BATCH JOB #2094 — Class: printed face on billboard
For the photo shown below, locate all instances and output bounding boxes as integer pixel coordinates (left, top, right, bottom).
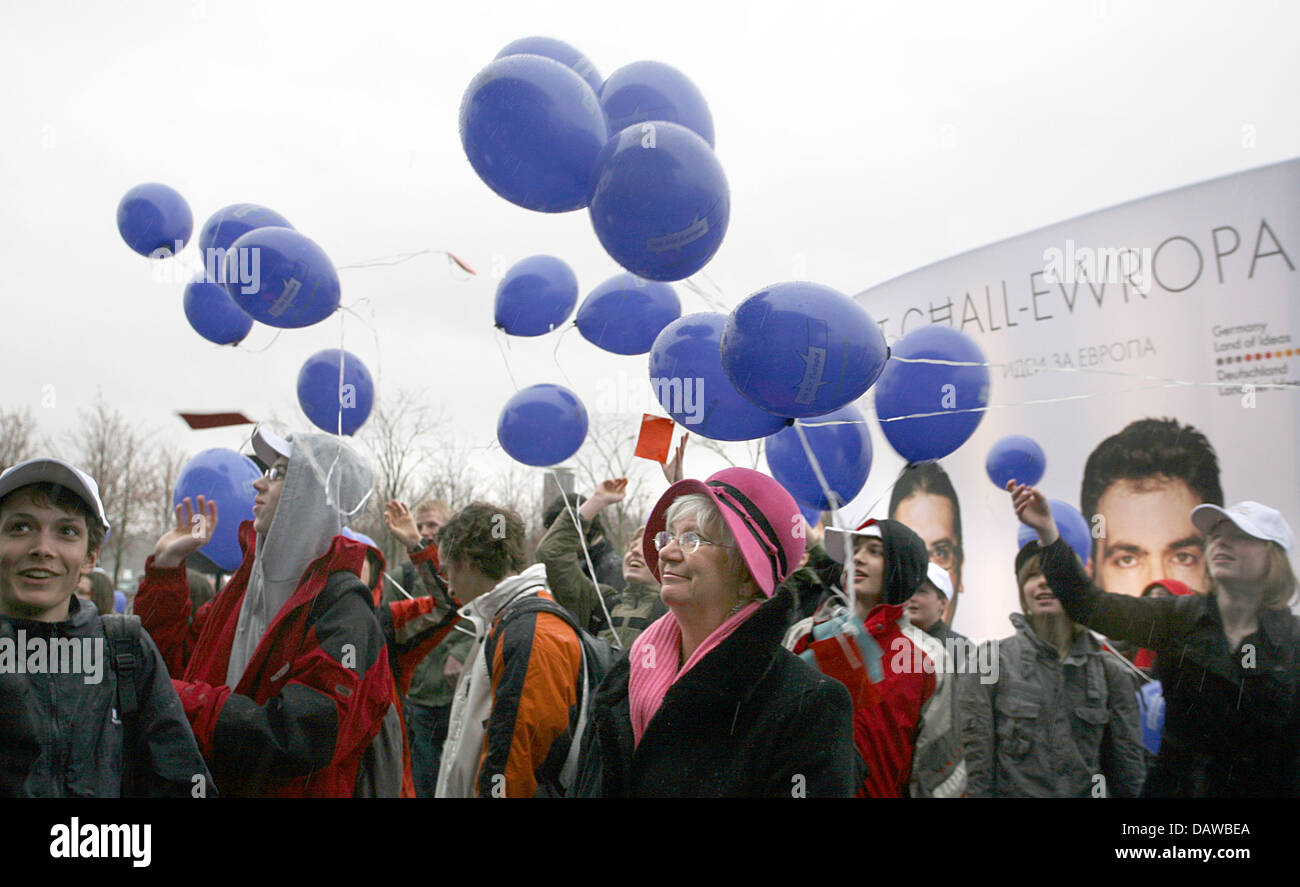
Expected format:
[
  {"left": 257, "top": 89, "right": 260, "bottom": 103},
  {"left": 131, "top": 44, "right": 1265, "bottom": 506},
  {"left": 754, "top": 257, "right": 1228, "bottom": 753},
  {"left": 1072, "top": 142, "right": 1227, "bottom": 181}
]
[{"left": 1092, "top": 477, "right": 1208, "bottom": 596}]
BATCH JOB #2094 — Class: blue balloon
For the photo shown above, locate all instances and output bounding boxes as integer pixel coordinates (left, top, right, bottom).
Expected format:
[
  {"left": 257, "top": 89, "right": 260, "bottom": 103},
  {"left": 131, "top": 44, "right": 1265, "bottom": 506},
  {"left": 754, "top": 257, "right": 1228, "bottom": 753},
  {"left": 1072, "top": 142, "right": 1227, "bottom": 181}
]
[
  {"left": 225, "top": 227, "right": 340, "bottom": 329},
  {"left": 495, "top": 36, "right": 603, "bottom": 96},
  {"left": 986, "top": 434, "right": 1047, "bottom": 489},
  {"left": 197, "top": 203, "right": 293, "bottom": 282},
  {"left": 575, "top": 273, "right": 681, "bottom": 355},
  {"left": 874, "top": 326, "right": 990, "bottom": 463},
  {"left": 600, "top": 60, "right": 715, "bottom": 147},
  {"left": 116, "top": 183, "right": 193, "bottom": 258},
  {"left": 297, "top": 349, "right": 375, "bottom": 436},
  {"left": 1017, "top": 499, "right": 1093, "bottom": 567},
  {"left": 183, "top": 276, "right": 254, "bottom": 346},
  {"left": 588, "top": 121, "right": 729, "bottom": 281},
  {"left": 1137, "top": 680, "right": 1165, "bottom": 754},
  {"left": 497, "top": 384, "right": 589, "bottom": 467},
  {"left": 173, "top": 448, "right": 262, "bottom": 572},
  {"left": 460, "top": 54, "right": 608, "bottom": 212},
  {"left": 766, "top": 406, "right": 874, "bottom": 511},
  {"left": 113, "top": 590, "right": 127, "bottom": 613},
  {"left": 721, "top": 282, "right": 888, "bottom": 419},
  {"left": 648, "top": 313, "right": 788, "bottom": 442},
  {"left": 495, "top": 255, "right": 579, "bottom": 336},
  {"left": 799, "top": 503, "right": 823, "bottom": 528}
]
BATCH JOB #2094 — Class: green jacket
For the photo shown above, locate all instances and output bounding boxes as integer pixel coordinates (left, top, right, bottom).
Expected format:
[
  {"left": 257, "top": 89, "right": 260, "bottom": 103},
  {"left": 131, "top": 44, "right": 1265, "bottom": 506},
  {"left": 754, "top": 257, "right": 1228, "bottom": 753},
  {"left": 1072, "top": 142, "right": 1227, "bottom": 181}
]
[{"left": 535, "top": 512, "right": 666, "bottom": 653}]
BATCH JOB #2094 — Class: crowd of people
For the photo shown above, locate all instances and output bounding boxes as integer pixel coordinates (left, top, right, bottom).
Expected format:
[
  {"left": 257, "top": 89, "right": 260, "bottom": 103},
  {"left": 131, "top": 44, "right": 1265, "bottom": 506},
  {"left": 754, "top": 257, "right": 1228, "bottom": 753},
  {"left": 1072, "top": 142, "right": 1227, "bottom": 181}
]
[{"left": 0, "top": 421, "right": 1296, "bottom": 798}]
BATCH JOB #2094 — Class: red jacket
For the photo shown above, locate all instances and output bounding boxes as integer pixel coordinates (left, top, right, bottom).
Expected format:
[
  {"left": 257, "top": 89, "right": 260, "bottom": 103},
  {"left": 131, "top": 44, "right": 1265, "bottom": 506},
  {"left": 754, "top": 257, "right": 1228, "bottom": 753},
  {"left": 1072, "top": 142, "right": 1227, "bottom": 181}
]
[
  {"left": 136, "top": 521, "right": 397, "bottom": 797},
  {"left": 793, "top": 603, "right": 938, "bottom": 798}
]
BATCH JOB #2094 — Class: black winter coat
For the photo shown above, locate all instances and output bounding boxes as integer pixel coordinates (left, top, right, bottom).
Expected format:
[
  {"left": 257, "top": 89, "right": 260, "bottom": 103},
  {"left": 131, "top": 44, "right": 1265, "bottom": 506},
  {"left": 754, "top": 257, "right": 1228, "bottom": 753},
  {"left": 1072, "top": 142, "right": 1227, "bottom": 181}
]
[{"left": 574, "top": 590, "right": 861, "bottom": 797}]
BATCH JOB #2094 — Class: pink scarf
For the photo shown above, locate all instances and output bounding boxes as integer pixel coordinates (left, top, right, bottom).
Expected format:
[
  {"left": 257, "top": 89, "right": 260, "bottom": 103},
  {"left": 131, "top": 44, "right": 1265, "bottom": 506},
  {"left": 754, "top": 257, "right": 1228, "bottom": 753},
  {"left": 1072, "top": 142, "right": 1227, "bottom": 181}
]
[{"left": 627, "top": 601, "right": 762, "bottom": 747}]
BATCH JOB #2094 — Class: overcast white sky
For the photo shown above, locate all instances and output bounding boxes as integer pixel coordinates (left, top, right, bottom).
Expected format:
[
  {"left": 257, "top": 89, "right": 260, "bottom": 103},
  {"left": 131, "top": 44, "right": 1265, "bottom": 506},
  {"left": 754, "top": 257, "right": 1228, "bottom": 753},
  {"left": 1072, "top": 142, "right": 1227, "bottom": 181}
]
[{"left": 2, "top": 0, "right": 1297, "bottom": 494}]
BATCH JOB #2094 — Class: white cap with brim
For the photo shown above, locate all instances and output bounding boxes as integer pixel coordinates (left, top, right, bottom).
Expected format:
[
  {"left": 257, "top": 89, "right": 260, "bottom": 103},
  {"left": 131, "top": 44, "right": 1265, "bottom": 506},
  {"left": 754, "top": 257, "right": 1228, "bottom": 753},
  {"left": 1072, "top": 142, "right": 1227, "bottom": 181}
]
[
  {"left": 925, "top": 561, "right": 955, "bottom": 599},
  {"left": 1191, "top": 501, "right": 1294, "bottom": 552},
  {"left": 824, "top": 519, "right": 882, "bottom": 564},
  {"left": 251, "top": 424, "right": 293, "bottom": 467},
  {"left": 0, "top": 458, "right": 110, "bottom": 532}
]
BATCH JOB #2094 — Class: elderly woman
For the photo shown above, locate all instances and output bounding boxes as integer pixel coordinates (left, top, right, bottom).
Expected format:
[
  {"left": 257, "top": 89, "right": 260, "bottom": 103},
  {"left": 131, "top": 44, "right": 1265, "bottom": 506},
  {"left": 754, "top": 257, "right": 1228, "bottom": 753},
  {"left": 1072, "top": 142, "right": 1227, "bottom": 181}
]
[
  {"left": 573, "top": 468, "right": 859, "bottom": 797},
  {"left": 1010, "top": 482, "right": 1300, "bottom": 797}
]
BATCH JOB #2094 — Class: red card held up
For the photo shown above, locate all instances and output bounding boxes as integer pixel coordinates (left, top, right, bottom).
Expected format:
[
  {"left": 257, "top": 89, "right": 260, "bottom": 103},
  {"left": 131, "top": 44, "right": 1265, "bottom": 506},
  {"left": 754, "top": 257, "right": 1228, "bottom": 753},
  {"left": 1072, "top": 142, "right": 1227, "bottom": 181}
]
[{"left": 634, "top": 414, "right": 675, "bottom": 462}]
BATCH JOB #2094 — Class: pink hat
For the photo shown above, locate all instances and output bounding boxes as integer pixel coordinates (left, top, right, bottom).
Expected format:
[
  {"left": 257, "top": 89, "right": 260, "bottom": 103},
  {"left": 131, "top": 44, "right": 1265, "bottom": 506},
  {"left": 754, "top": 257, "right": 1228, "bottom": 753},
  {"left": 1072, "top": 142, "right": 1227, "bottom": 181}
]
[{"left": 644, "top": 467, "right": 806, "bottom": 597}]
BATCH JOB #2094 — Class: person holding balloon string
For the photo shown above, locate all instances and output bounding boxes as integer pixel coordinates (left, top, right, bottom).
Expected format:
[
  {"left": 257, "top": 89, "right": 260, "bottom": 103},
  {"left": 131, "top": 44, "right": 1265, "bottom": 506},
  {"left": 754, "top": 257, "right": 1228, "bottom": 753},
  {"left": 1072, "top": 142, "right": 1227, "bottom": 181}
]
[
  {"left": 1009, "top": 479, "right": 1300, "bottom": 797},
  {"left": 784, "top": 517, "right": 968, "bottom": 798},
  {"left": 135, "top": 425, "right": 405, "bottom": 797}
]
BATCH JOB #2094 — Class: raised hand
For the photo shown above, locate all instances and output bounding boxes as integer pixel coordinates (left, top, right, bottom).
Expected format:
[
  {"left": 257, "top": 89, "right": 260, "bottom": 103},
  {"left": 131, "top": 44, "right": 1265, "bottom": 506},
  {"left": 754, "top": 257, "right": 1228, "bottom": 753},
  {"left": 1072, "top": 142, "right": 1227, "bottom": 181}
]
[
  {"left": 592, "top": 477, "right": 628, "bottom": 508},
  {"left": 384, "top": 500, "right": 422, "bottom": 548},
  {"left": 662, "top": 432, "right": 689, "bottom": 485},
  {"left": 153, "top": 496, "right": 219, "bottom": 569},
  {"left": 1006, "top": 480, "right": 1060, "bottom": 545}
]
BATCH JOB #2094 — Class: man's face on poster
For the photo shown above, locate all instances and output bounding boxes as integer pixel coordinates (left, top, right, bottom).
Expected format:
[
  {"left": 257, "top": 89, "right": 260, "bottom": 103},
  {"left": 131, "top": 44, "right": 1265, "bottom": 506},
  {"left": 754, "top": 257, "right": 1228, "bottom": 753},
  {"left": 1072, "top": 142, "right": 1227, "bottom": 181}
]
[
  {"left": 1093, "top": 477, "right": 1208, "bottom": 596},
  {"left": 892, "top": 492, "right": 963, "bottom": 623}
]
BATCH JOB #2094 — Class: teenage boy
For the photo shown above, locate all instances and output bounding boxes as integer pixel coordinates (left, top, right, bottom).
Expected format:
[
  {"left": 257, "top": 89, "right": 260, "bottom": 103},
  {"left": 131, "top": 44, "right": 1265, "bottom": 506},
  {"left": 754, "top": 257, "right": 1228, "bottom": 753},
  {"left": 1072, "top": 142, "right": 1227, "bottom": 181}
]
[
  {"left": 0, "top": 457, "right": 211, "bottom": 797},
  {"left": 135, "top": 426, "right": 400, "bottom": 797}
]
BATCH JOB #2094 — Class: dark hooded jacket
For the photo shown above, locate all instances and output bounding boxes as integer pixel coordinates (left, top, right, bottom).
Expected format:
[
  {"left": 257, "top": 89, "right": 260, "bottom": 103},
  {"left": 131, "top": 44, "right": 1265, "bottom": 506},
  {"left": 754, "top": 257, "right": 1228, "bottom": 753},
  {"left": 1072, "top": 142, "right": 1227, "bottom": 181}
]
[{"left": 0, "top": 597, "right": 213, "bottom": 797}]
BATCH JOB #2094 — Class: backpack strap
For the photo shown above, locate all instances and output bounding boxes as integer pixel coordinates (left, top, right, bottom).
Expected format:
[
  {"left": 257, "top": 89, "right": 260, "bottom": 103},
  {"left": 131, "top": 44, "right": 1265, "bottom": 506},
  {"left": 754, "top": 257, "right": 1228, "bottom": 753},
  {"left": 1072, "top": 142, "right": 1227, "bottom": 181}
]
[
  {"left": 486, "top": 594, "right": 591, "bottom": 794},
  {"left": 102, "top": 613, "right": 145, "bottom": 797}
]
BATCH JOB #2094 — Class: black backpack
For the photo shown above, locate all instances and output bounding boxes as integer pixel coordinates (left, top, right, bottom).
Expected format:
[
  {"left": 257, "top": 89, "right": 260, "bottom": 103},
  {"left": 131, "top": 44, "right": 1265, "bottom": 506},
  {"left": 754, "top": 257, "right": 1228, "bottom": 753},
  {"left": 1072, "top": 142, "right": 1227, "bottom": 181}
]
[
  {"left": 102, "top": 614, "right": 146, "bottom": 796},
  {"left": 488, "top": 594, "right": 612, "bottom": 793}
]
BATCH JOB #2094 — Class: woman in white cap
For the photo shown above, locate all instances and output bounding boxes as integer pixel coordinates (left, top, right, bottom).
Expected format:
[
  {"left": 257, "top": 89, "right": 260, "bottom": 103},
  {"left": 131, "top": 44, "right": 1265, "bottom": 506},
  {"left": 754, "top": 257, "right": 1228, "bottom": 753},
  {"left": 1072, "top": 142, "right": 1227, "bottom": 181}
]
[{"left": 1009, "top": 481, "right": 1299, "bottom": 797}]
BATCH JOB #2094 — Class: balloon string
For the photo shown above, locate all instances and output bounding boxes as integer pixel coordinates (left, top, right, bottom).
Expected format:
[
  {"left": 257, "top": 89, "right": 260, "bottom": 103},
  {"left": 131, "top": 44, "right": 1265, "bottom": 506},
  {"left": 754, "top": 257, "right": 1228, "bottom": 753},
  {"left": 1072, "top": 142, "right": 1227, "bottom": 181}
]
[
  {"left": 892, "top": 354, "right": 1299, "bottom": 391},
  {"left": 234, "top": 329, "right": 283, "bottom": 354},
  {"left": 339, "top": 302, "right": 385, "bottom": 404},
  {"left": 335, "top": 248, "right": 468, "bottom": 272},
  {"left": 547, "top": 469, "right": 624, "bottom": 653},
  {"left": 791, "top": 421, "right": 852, "bottom": 618},
  {"left": 494, "top": 328, "right": 521, "bottom": 392},
  {"left": 681, "top": 278, "right": 728, "bottom": 314},
  {"left": 550, "top": 325, "right": 578, "bottom": 390}
]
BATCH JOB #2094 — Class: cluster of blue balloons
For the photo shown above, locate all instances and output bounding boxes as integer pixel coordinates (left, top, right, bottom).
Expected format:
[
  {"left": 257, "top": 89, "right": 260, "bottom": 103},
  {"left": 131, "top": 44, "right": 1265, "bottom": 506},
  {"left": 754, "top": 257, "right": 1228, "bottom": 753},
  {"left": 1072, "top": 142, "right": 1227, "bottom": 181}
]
[
  {"left": 116, "top": 186, "right": 342, "bottom": 342},
  {"left": 460, "top": 37, "right": 729, "bottom": 281}
]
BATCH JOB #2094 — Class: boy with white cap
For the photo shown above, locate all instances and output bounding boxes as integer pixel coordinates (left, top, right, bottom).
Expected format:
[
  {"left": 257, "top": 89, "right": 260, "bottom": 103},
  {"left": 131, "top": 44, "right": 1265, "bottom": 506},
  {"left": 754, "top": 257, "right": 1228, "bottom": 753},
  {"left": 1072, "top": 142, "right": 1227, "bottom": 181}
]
[
  {"left": 135, "top": 425, "right": 402, "bottom": 797},
  {"left": 0, "top": 457, "right": 211, "bottom": 796}
]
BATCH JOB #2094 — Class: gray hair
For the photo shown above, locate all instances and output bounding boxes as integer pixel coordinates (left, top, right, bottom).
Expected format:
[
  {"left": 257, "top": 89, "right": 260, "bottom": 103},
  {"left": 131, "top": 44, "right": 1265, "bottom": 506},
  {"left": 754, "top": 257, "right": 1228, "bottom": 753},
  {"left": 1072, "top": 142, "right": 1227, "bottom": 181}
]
[{"left": 663, "top": 493, "right": 760, "bottom": 600}]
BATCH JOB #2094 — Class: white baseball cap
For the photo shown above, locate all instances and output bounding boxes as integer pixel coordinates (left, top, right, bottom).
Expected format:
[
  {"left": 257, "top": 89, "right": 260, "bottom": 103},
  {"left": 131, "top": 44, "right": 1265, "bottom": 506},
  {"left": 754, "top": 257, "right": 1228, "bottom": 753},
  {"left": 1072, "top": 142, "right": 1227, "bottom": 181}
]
[
  {"left": 0, "top": 457, "right": 110, "bottom": 532},
  {"left": 1191, "top": 501, "right": 1293, "bottom": 552},
  {"left": 251, "top": 424, "right": 293, "bottom": 467},
  {"left": 824, "top": 519, "right": 882, "bottom": 564},
  {"left": 924, "top": 561, "right": 955, "bottom": 599}
]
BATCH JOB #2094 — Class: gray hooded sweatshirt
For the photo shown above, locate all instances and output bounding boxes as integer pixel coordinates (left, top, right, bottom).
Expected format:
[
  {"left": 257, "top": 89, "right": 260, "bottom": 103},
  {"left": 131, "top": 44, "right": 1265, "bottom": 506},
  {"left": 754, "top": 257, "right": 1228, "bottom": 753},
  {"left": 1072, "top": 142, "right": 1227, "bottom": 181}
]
[{"left": 225, "top": 432, "right": 374, "bottom": 689}]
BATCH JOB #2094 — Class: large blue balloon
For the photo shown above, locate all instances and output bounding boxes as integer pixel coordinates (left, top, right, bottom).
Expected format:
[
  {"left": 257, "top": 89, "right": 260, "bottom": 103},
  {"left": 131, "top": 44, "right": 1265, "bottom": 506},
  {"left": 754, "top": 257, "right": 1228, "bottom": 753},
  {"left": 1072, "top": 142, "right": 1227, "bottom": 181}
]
[
  {"left": 297, "top": 349, "right": 375, "bottom": 435},
  {"left": 766, "top": 406, "right": 873, "bottom": 511},
  {"left": 588, "top": 121, "right": 729, "bottom": 281},
  {"left": 495, "top": 36, "right": 603, "bottom": 95},
  {"left": 460, "top": 54, "right": 608, "bottom": 212},
  {"left": 1017, "top": 499, "right": 1093, "bottom": 567},
  {"left": 197, "top": 203, "right": 293, "bottom": 282},
  {"left": 173, "top": 448, "right": 261, "bottom": 572},
  {"left": 874, "top": 326, "right": 990, "bottom": 463},
  {"left": 600, "top": 60, "right": 715, "bottom": 147},
  {"left": 183, "top": 277, "right": 254, "bottom": 346},
  {"left": 720, "top": 282, "right": 888, "bottom": 419},
  {"left": 575, "top": 273, "right": 681, "bottom": 355},
  {"left": 495, "top": 255, "right": 579, "bottom": 336},
  {"left": 986, "top": 434, "right": 1047, "bottom": 489},
  {"left": 648, "top": 313, "right": 788, "bottom": 442},
  {"left": 225, "top": 227, "right": 340, "bottom": 329},
  {"left": 116, "top": 183, "right": 193, "bottom": 258},
  {"left": 497, "top": 384, "right": 589, "bottom": 467}
]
